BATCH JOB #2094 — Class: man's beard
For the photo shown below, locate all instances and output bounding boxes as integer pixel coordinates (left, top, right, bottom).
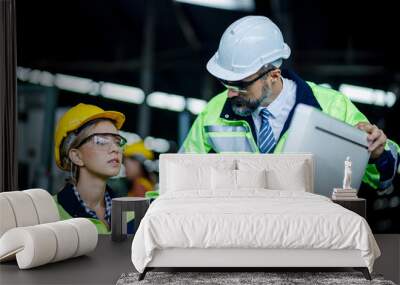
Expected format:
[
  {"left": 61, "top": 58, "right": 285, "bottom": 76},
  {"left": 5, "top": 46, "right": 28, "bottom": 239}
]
[{"left": 231, "top": 86, "right": 273, "bottom": 117}]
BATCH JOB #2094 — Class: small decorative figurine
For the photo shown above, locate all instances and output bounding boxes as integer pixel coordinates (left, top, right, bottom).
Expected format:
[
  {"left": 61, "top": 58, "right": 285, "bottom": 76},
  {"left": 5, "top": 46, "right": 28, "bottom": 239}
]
[
  {"left": 332, "top": 157, "right": 358, "bottom": 199},
  {"left": 342, "top": 156, "right": 352, "bottom": 190}
]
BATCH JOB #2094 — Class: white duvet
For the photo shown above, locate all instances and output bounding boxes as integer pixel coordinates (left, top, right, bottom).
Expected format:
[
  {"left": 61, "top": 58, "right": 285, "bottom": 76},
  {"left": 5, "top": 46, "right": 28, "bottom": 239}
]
[{"left": 131, "top": 190, "right": 380, "bottom": 273}]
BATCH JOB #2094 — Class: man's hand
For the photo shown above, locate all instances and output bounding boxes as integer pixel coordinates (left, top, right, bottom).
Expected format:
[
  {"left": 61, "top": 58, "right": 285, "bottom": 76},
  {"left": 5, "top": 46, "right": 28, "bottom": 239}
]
[{"left": 356, "top": 122, "right": 387, "bottom": 160}]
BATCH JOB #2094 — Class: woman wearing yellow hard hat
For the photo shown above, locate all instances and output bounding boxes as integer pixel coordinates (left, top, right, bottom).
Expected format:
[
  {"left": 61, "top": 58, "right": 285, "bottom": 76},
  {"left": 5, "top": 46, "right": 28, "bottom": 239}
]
[{"left": 54, "top": 103, "right": 127, "bottom": 234}]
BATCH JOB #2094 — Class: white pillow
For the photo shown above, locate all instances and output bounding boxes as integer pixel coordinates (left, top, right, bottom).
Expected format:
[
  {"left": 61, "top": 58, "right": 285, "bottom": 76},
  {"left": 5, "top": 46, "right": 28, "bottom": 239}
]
[
  {"left": 211, "top": 169, "right": 268, "bottom": 190},
  {"left": 167, "top": 163, "right": 211, "bottom": 191},
  {"left": 237, "top": 159, "right": 310, "bottom": 192},
  {"left": 236, "top": 169, "right": 267, "bottom": 189},
  {"left": 211, "top": 168, "right": 236, "bottom": 190},
  {"left": 266, "top": 162, "right": 308, "bottom": 191}
]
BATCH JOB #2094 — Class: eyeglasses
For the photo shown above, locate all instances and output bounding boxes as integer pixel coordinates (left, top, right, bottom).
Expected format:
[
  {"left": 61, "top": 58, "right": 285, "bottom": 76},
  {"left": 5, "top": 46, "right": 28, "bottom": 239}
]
[
  {"left": 219, "top": 68, "right": 275, "bottom": 93},
  {"left": 75, "top": 133, "right": 127, "bottom": 151}
]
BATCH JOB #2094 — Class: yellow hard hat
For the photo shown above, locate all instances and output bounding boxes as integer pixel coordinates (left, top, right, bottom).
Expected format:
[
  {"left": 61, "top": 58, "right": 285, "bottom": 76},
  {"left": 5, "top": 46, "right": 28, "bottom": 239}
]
[
  {"left": 124, "top": 141, "right": 154, "bottom": 160},
  {"left": 54, "top": 103, "right": 125, "bottom": 170}
]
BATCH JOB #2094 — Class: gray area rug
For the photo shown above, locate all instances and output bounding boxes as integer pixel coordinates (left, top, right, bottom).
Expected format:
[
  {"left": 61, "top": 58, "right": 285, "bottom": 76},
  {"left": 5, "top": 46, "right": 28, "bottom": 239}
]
[{"left": 117, "top": 271, "right": 396, "bottom": 285}]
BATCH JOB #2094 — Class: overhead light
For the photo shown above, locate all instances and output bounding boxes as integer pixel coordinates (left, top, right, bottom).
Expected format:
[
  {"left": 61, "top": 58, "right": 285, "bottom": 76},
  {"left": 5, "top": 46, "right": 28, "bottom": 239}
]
[
  {"left": 187, "top": 98, "right": 207, "bottom": 115},
  {"left": 39, "top": 71, "right": 55, "bottom": 87},
  {"left": 101, "top": 83, "right": 145, "bottom": 104},
  {"left": 117, "top": 131, "right": 171, "bottom": 153},
  {"left": 18, "top": 67, "right": 215, "bottom": 111},
  {"left": 55, "top": 74, "right": 95, "bottom": 94},
  {"left": 119, "top": 130, "right": 142, "bottom": 144},
  {"left": 18, "top": 67, "right": 145, "bottom": 104},
  {"left": 28, "top": 69, "right": 42, "bottom": 85},
  {"left": 147, "top": 92, "right": 186, "bottom": 112},
  {"left": 88, "top": 82, "right": 101, "bottom": 96},
  {"left": 175, "top": 0, "right": 254, "bottom": 11},
  {"left": 16, "top": 66, "right": 31, "bottom": 81},
  {"left": 144, "top": 136, "right": 170, "bottom": 153},
  {"left": 385, "top": 91, "right": 397, "bottom": 107},
  {"left": 339, "top": 84, "right": 397, "bottom": 107},
  {"left": 18, "top": 68, "right": 54, "bottom": 87}
]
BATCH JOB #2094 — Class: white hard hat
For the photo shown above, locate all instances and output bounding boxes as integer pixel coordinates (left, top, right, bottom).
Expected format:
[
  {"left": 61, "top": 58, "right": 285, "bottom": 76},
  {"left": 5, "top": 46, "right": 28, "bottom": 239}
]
[{"left": 207, "top": 16, "right": 291, "bottom": 81}]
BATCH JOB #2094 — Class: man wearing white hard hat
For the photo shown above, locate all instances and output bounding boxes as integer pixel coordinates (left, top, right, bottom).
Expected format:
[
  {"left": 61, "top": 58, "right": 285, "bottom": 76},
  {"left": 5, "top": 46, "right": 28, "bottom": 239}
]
[{"left": 180, "top": 16, "right": 399, "bottom": 192}]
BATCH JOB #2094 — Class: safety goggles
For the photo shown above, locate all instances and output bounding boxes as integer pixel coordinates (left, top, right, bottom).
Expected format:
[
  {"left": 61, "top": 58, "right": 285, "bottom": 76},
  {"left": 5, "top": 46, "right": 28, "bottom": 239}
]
[
  {"left": 75, "top": 133, "right": 127, "bottom": 151},
  {"left": 219, "top": 67, "right": 275, "bottom": 93}
]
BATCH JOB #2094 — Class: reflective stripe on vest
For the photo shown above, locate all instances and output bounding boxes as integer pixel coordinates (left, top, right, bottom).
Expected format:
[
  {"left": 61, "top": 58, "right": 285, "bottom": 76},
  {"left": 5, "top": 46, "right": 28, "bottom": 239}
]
[
  {"left": 204, "top": 124, "right": 258, "bottom": 153},
  {"left": 379, "top": 141, "right": 399, "bottom": 189}
]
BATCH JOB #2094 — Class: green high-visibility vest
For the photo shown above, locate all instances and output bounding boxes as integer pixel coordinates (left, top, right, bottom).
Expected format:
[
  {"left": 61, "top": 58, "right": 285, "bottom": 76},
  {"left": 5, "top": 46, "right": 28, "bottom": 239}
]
[
  {"left": 53, "top": 195, "right": 135, "bottom": 235},
  {"left": 180, "top": 81, "right": 400, "bottom": 190}
]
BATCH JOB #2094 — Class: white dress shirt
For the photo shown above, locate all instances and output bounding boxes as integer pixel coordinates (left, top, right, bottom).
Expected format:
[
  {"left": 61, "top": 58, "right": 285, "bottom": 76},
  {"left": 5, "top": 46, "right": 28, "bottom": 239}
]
[{"left": 252, "top": 77, "right": 297, "bottom": 144}]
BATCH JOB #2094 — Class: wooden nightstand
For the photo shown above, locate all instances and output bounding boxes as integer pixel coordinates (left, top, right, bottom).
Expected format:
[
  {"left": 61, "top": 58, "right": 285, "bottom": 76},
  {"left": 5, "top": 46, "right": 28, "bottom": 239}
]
[{"left": 332, "top": 198, "right": 366, "bottom": 219}]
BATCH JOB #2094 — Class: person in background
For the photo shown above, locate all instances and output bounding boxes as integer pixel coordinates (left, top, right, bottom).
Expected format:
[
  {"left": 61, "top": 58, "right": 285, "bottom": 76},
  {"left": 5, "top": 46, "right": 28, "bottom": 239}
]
[
  {"left": 124, "top": 141, "right": 156, "bottom": 197},
  {"left": 54, "top": 103, "right": 127, "bottom": 234},
  {"left": 109, "top": 141, "right": 156, "bottom": 198}
]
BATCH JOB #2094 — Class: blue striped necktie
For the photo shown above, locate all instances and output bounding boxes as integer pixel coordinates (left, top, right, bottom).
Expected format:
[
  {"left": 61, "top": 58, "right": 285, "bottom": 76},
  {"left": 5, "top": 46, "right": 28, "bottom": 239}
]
[{"left": 258, "top": 108, "right": 276, "bottom": 153}]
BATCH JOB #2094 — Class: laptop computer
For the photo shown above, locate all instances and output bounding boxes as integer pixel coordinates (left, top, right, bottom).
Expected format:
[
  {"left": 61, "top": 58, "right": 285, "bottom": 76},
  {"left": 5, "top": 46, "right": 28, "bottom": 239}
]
[{"left": 282, "top": 104, "right": 370, "bottom": 197}]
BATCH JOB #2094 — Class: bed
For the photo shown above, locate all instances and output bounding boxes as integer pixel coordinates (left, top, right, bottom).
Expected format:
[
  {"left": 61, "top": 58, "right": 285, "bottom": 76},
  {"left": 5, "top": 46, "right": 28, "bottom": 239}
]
[{"left": 131, "top": 154, "right": 380, "bottom": 280}]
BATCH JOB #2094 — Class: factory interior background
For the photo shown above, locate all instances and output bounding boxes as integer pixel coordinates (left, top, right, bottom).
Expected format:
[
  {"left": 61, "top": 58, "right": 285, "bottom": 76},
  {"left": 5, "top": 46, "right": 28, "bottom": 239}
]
[{"left": 14, "top": 0, "right": 400, "bottom": 233}]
